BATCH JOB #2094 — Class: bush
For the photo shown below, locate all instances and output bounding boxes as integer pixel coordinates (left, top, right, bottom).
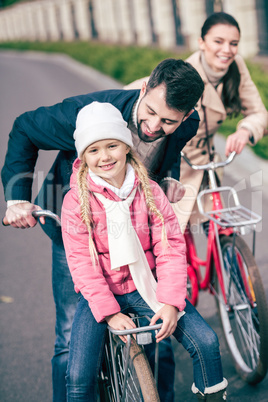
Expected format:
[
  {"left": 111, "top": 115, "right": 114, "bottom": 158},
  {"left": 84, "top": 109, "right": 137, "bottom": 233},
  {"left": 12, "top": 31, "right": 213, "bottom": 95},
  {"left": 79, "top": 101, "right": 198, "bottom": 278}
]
[
  {"left": 0, "top": 0, "right": 24, "bottom": 7},
  {"left": 0, "top": 41, "right": 185, "bottom": 84}
]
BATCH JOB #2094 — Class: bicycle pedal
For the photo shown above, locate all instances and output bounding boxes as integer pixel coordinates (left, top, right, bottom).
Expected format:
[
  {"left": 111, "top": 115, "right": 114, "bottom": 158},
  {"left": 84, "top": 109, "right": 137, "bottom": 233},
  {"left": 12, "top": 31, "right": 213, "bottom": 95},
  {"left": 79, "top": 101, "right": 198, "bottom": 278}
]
[{"left": 136, "top": 332, "right": 152, "bottom": 345}]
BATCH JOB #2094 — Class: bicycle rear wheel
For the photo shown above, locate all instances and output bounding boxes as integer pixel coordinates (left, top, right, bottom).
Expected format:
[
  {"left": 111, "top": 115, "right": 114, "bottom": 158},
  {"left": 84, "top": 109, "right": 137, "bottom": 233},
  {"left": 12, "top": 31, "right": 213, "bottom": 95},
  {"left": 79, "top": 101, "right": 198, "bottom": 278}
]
[
  {"left": 216, "top": 235, "right": 268, "bottom": 384},
  {"left": 98, "top": 333, "right": 160, "bottom": 401}
]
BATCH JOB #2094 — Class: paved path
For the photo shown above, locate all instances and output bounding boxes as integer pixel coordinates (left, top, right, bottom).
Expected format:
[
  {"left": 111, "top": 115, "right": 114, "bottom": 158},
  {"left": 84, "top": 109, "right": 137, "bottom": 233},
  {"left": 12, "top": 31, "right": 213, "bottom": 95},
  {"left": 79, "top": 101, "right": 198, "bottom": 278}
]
[{"left": 0, "top": 50, "right": 267, "bottom": 401}]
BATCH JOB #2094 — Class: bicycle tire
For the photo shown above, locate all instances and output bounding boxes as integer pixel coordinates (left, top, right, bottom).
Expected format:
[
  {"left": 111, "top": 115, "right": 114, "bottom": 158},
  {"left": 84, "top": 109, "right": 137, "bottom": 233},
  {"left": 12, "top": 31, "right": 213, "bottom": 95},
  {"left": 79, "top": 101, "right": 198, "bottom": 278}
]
[
  {"left": 98, "top": 334, "right": 160, "bottom": 401},
  {"left": 187, "top": 265, "right": 199, "bottom": 306},
  {"left": 216, "top": 235, "right": 268, "bottom": 384}
]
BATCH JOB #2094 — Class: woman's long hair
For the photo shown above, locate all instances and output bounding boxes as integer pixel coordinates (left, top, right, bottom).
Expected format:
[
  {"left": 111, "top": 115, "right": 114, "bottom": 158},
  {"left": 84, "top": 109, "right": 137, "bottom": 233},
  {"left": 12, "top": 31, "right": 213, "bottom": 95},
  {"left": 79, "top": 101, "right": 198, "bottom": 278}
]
[
  {"left": 201, "top": 12, "right": 242, "bottom": 117},
  {"left": 77, "top": 149, "right": 168, "bottom": 265}
]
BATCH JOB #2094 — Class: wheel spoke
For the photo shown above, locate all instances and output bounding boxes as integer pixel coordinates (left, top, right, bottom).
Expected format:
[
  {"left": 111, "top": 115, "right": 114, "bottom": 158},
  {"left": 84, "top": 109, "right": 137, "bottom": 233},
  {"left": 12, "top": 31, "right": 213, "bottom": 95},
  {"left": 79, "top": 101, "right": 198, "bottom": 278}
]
[
  {"left": 233, "top": 307, "right": 259, "bottom": 368},
  {"left": 227, "top": 254, "right": 260, "bottom": 369},
  {"left": 98, "top": 333, "right": 159, "bottom": 401},
  {"left": 216, "top": 235, "right": 268, "bottom": 384},
  {"left": 116, "top": 343, "right": 147, "bottom": 401}
]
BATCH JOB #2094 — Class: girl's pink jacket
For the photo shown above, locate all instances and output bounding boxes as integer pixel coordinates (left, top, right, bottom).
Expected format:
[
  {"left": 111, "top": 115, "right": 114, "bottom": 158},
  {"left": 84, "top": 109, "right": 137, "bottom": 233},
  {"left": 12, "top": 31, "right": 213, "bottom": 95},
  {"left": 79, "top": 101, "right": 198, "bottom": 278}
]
[{"left": 61, "top": 159, "right": 187, "bottom": 323}]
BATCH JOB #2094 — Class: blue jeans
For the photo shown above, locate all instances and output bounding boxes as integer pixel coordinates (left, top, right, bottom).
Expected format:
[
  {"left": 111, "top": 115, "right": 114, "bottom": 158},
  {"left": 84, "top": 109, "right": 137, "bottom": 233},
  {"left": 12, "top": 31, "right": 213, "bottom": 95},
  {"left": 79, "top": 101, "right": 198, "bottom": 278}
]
[
  {"left": 51, "top": 242, "right": 79, "bottom": 402},
  {"left": 66, "top": 292, "right": 224, "bottom": 401},
  {"left": 51, "top": 242, "right": 175, "bottom": 401}
]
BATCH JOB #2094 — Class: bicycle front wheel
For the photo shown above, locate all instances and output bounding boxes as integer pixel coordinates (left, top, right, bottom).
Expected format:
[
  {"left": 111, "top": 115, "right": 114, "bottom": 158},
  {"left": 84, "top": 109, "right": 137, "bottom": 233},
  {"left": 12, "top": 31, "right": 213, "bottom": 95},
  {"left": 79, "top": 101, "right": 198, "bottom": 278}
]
[
  {"left": 98, "top": 334, "right": 160, "bottom": 401},
  {"left": 216, "top": 235, "right": 268, "bottom": 384}
]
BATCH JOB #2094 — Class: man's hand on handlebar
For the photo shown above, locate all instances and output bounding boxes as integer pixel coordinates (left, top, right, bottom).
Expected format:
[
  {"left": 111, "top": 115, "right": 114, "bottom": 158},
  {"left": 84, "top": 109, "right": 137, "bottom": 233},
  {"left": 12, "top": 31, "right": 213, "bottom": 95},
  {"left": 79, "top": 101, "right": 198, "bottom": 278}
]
[{"left": 3, "top": 202, "right": 45, "bottom": 228}]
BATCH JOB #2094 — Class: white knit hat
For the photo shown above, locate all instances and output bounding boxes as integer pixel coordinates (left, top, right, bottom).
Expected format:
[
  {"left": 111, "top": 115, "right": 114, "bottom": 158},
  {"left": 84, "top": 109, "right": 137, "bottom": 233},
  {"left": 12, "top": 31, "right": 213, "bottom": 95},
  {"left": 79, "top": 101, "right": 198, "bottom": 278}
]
[{"left": 74, "top": 102, "right": 133, "bottom": 159}]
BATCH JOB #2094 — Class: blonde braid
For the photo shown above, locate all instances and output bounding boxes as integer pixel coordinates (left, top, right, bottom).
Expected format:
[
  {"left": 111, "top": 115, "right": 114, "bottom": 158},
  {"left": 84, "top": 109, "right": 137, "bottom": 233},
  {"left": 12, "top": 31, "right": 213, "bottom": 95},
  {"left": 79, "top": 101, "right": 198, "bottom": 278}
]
[
  {"left": 77, "top": 160, "right": 99, "bottom": 266},
  {"left": 127, "top": 150, "right": 169, "bottom": 246}
]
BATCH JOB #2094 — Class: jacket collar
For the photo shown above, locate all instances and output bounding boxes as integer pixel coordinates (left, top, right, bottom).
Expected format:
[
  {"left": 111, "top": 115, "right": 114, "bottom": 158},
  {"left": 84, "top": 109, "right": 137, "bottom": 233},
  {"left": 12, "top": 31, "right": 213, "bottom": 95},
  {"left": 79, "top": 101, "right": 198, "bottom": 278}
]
[
  {"left": 88, "top": 164, "right": 136, "bottom": 200},
  {"left": 88, "top": 175, "right": 140, "bottom": 202}
]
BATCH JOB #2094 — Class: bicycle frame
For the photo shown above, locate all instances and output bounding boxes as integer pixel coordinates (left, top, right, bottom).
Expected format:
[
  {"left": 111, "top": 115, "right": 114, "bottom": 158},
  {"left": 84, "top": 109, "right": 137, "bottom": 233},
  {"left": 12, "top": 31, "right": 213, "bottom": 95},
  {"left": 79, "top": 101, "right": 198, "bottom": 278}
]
[
  {"left": 184, "top": 194, "right": 233, "bottom": 304},
  {"left": 182, "top": 151, "right": 262, "bottom": 306}
]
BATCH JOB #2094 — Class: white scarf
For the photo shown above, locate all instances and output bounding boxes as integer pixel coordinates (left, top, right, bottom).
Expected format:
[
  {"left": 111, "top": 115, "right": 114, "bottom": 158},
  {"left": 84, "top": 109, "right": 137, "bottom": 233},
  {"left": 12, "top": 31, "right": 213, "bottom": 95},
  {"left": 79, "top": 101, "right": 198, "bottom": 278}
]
[
  {"left": 94, "top": 187, "right": 184, "bottom": 319},
  {"left": 201, "top": 51, "right": 228, "bottom": 88}
]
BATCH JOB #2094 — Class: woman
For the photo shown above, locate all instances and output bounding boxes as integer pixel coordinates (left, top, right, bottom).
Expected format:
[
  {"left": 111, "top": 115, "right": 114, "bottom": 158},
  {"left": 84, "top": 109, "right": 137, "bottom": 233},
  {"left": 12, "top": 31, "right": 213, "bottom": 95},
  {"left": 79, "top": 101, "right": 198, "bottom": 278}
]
[{"left": 125, "top": 12, "right": 268, "bottom": 233}]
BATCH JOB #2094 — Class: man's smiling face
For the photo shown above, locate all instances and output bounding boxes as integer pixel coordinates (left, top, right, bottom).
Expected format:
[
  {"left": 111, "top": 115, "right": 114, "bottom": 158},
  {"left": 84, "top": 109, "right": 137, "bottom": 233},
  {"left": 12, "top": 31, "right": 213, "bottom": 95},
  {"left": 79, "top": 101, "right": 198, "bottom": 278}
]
[{"left": 136, "top": 82, "right": 191, "bottom": 143}]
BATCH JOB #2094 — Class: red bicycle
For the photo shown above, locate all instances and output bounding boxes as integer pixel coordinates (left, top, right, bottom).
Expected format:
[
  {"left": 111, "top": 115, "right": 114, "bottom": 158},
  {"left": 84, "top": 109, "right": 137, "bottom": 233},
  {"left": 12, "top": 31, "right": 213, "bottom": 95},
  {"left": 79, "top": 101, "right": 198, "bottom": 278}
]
[{"left": 181, "top": 151, "right": 268, "bottom": 385}]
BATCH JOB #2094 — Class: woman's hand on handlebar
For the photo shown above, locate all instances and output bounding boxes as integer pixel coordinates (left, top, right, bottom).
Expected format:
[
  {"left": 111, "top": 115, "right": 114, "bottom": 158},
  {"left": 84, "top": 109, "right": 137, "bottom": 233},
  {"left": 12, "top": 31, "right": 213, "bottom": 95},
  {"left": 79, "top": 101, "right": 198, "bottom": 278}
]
[
  {"left": 3, "top": 202, "right": 45, "bottom": 228},
  {"left": 225, "top": 128, "right": 251, "bottom": 156}
]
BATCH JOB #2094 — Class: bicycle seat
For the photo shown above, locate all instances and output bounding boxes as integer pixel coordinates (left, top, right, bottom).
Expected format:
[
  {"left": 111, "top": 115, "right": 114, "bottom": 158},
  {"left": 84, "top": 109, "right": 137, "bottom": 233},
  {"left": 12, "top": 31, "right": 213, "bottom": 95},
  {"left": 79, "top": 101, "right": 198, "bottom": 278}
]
[{"left": 159, "top": 177, "right": 185, "bottom": 203}]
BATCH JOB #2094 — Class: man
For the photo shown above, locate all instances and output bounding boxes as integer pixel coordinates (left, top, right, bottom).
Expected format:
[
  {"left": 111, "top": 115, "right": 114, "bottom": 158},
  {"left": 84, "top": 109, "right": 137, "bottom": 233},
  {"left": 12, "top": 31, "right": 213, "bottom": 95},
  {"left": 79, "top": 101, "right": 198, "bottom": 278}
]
[{"left": 2, "top": 58, "right": 204, "bottom": 401}]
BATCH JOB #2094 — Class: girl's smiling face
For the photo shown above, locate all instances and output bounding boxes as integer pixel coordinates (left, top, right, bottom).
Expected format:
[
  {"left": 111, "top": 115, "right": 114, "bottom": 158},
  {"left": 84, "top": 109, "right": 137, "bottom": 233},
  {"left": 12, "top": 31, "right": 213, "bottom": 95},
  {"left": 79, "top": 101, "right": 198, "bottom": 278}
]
[
  {"left": 199, "top": 23, "right": 240, "bottom": 72},
  {"left": 84, "top": 139, "right": 130, "bottom": 188}
]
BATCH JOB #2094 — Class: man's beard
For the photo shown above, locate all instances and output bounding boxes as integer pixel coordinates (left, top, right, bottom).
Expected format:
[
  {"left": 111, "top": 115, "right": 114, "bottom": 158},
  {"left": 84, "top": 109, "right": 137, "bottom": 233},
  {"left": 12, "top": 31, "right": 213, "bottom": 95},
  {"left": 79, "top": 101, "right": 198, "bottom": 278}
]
[{"left": 137, "top": 122, "right": 165, "bottom": 143}]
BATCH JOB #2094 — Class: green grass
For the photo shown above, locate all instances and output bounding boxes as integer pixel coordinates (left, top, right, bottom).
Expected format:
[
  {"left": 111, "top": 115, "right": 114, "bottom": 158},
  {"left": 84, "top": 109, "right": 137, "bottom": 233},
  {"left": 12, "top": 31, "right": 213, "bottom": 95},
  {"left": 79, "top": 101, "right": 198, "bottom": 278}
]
[
  {"left": 0, "top": 41, "right": 186, "bottom": 84},
  {"left": 0, "top": 40, "right": 267, "bottom": 159}
]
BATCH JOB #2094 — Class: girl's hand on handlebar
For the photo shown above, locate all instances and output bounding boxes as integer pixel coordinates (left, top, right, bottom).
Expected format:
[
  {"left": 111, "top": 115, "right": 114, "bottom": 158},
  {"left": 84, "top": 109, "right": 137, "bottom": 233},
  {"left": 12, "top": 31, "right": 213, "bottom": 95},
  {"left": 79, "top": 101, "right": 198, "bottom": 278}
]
[
  {"left": 105, "top": 312, "right": 137, "bottom": 343},
  {"left": 3, "top": 202, "right": 45, "bottom": 228},
  {"left": 150, "top": 305, "right": 178, "bottom": 343},
  {"left": 225, "top": 128, "right": 251, "bottom": 156}
]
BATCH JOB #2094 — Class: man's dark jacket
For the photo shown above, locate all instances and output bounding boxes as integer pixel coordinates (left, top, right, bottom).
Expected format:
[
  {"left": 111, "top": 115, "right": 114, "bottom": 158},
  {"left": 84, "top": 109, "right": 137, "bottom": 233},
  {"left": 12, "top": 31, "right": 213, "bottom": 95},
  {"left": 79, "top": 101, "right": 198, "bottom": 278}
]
[{"left": 1, "top": 89, "right": 199, "bottom": 244}]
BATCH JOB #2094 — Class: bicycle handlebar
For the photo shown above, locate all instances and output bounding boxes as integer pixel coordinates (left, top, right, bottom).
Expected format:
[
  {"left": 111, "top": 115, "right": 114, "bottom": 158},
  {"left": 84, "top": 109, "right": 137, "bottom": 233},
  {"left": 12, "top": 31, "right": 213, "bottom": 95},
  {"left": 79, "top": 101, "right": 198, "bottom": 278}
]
[
  {"left": 108, "top": 322, "right": 162, "bottom": 336},
  {"left": 32, "top": 210, "right": 61, "bottom": 225},
  {"left": 2, "top": 209, "right": 61, "bottom": 227},
  {"left": 181, "top": 151, "right": 236, "bottom": 171}
]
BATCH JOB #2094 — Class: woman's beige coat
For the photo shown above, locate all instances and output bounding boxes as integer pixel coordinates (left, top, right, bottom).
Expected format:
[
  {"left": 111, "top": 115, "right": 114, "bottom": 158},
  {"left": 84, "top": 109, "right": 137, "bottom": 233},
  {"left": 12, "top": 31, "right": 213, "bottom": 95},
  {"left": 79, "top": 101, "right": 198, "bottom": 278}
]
[
  {"left": 124, "top": 51, "right": 268, "bottom": 232},
  {"left": 177, "top": 51, "right": 267, "bottom": 232}
]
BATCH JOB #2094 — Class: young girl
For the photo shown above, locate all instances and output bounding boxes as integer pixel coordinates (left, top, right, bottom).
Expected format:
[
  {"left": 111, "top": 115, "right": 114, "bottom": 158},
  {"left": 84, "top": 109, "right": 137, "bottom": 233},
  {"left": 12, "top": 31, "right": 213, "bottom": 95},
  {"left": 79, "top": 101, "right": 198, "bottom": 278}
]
[{"left": 61, "top": 102, "right": 227, "bottom": 401}]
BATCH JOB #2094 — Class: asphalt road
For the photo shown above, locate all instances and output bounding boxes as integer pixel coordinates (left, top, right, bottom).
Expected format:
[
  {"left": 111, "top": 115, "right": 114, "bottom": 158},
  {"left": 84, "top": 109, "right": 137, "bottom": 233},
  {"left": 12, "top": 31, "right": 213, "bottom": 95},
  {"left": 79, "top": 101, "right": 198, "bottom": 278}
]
[{"left": 0, "top": 51, "right": 268, "bottom": 402}]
